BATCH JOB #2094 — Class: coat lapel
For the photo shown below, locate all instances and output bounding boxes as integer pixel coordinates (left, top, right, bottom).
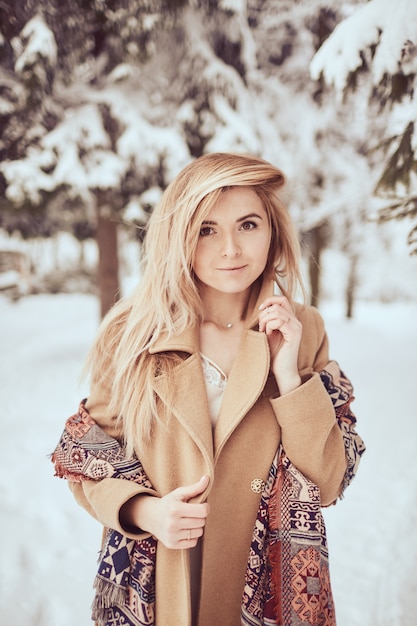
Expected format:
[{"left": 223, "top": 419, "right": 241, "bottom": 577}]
[
  {"left": 150, "top": 326, "right": 214, "bottom": 465},
  {"left": 213, "top": 278, "right": 273, "bottom": 460},
  {"left": 148, "top": 277, "right": 275, "bottom": 469},
  {"left": 213, "top": 329, "right": 270, "bottom": 460}
]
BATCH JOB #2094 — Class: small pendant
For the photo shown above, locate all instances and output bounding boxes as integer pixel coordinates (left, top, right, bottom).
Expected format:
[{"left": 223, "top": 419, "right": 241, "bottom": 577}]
[{"left": 226, "top": 322, "right": 233, "bottom": 329}]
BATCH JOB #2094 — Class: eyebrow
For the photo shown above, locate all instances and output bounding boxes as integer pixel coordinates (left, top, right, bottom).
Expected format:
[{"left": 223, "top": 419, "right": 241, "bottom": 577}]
[{"left": 201, "top": 213, "right": 264, "bottom": 225}]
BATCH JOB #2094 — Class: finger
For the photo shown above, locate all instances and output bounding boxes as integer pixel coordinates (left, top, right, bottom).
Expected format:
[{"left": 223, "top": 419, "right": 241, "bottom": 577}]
[
  {"left": 179, "top": 502, "right": 210, "bottom": 520},
  {"left": 259, "top": 296, "right": 293, "bottom": 315},
  {"left": 183, "top": 515, "right": 207, "bottom": 535},
  {"left": 182, "top": 525, "right": 205, "bottom": 543},
  {"left": 258, "top": 308, "right": 273, "bottom": 333},
  {"left": 263, "top": 306, "right": 290, "bottom": 321},
  {"left": 264, "top": 318, "right": 290, "bottom": 336},
  {"left": 259, "top": 308, "right": 291, "bottom": 333},
  {"left": 173, "top": 475, "right": 210, "bottom": 503}
]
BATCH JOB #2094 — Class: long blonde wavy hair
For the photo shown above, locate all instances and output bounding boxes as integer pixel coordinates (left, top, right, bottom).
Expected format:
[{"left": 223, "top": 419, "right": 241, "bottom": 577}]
[{"left": 84, "top": 152, "right": 305, "bottom": 455}]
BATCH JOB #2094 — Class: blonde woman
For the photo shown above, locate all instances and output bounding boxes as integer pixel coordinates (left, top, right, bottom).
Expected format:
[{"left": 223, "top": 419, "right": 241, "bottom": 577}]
[{"left": 52, "top": 152, "right": 365, "bottom": 626}]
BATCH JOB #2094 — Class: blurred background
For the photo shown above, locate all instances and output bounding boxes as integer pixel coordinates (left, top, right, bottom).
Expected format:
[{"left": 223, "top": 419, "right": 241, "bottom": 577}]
[{"left": 0, "top": 1, "right": 416, "bottom": 625}]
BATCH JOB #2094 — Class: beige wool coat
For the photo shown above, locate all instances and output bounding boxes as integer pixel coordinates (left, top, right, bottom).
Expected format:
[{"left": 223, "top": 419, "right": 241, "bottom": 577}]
[{"left": 70, "top": 280, "right": 348, "bottom": 626}]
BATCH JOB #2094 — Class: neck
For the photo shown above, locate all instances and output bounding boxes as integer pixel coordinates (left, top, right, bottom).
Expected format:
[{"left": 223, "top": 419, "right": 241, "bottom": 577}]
[
  {"left": 200, "top": 287, "right": 250, "bottom": 330},
  {"left": 204, "top": 317, "right": 242, "bottom": 330}
]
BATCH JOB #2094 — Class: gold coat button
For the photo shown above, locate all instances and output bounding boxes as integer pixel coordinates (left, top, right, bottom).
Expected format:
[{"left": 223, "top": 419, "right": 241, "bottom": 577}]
[{"left": 250, "top": 478, "right": 265, "bottom": 494}]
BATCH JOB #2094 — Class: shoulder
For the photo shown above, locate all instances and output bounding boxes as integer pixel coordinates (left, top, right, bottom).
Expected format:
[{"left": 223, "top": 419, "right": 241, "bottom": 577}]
[
  {"left": 294, "top": 302, "right": 325, "bottom": 333},
  {"left": 294, "top": 303, "right": 329, "bottom": 372}
]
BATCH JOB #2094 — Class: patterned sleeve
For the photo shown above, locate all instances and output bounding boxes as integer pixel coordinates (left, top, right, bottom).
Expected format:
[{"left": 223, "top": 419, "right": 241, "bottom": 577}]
[
  {"left": 51, "top": 398, "right": 153, "bottom": 489},
  {"left": 51, "top": 401, "right": 157, "bottom": 625},
  {"left": 319, "top": 361, "right": 366, "bottom": 498}
]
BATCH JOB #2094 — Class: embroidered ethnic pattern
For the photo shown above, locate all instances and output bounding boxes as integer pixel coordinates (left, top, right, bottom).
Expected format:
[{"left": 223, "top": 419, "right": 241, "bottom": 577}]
[
  {"left": 51, "top": 399, "right": 152, "bottom": 485},
  {"left": 241, "top": 449, "right": 334, "bottom": 626},
  {"left": 241, "top": 361, "right": 365, "bottom": 626},
  {"left": 51, "top": 361, "right": 365, "bottom": 626},
  {"left": 94, "top": 530, "right": 156, "bottom": 626},
  {"left": 319, "top": 363, "right": 366, "bottom": 495},
  {"left": 51, "top": 401, "right": 157, "bottom": 626}
]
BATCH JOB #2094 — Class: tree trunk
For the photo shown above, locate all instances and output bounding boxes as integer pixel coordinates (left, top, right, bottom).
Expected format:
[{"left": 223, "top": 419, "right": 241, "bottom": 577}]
[
  {"left": 345, "top": 253, "right": 358, "bottom": 319},
  {"left": 306, "top": 223, "right": 327, "bottom": 308},
  {"left": 78, "top": 239, "right": 85, "bottom": 268},
  {"left": 96, "top": 205, "right": 120, "bottom": 318}
]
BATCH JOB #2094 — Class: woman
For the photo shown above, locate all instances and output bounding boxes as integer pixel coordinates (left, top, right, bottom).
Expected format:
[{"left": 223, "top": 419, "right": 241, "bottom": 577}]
[{"left": 52, "top": 152, "right": 365, "bottom": 626}]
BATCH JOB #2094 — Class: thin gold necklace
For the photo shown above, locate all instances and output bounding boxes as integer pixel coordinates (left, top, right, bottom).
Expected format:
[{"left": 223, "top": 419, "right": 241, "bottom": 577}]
[{"left": 204, "top": 318, "right": 239, "bottom": 329}]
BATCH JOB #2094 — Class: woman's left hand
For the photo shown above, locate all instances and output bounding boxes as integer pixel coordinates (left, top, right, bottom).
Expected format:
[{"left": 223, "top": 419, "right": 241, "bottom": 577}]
[{"left": 258, "top": 296, "right": 302, "bottom": 395}]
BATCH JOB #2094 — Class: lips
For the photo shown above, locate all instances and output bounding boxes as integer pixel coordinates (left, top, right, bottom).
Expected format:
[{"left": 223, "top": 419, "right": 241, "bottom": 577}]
[{"left": 219, "top": 265, "right": 247, "bottom": 271}]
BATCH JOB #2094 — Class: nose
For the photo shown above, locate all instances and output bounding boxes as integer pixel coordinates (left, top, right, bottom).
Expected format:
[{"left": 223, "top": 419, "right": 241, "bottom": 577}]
[{"left": 221, "top": 233, "right": 241, "bottom": 257}]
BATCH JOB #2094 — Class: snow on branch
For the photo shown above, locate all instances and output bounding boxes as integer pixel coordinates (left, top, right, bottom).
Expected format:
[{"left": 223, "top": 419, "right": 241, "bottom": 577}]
[
  {"left": 310, "top": 0, "right": 417, "bottom": 92},
  {"left": 103, "top": 92, "right": 190, "bottom": 182},
  {"left": 14, "top": 14, "right": 57, "bottom": 75},
  {"left": 1, "top": 93, "right": 190, "bottom": 207},
  {"left": 219, "top": 0, "right": 246, "bottom": 11}
]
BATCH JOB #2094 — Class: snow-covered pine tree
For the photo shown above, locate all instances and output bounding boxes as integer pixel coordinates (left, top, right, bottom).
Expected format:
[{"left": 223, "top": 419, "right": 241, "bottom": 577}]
[
  {"left": 310, "top": 0, "right": 417, "bottom": 255},
  {"left": 246, "top": 0, "right": 376, "bottom": 314},
  {"left": 1, "top": 0, "right": 389, "bottom": 317},
  {"left": 0, "top": 1, "right": 191, "bottom": 316}
]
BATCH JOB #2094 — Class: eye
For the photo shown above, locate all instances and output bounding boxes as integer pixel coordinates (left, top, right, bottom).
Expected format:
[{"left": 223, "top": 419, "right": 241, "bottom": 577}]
[
  {"left": 199, "top": 225, "right": 215, "bottom": 237},
  {"left": 240, "top": 220, "right": 257, "bottom": 231}
]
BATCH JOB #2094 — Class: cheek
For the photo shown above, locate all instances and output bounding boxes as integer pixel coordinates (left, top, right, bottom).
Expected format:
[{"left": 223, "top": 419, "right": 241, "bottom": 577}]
[
  {"left": 192, "top": 244, "right": 207, "bottom": 276},
  {"left": 256, "top": 234, "right": 272, "bottom": 266}
]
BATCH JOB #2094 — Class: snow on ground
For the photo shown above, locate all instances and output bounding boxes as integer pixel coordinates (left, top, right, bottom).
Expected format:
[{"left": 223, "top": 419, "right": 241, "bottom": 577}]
[
  {"left": 320, "top": 300, "right": 417, "bottom": 626},
  {"left": 1, "top": 293, "right": 417, "bottom": 626}
]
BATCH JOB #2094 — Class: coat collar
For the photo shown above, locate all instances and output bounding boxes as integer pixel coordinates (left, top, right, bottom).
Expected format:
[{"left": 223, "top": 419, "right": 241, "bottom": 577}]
[
  {"left": 148, "top": 277, "right": 274, "bottom": 356},
  {"left": 148, "top": 278, "right": 275, "bottom": 464},
  {"left": 150, "top": 331, "right": 271, "bottom": 466}
]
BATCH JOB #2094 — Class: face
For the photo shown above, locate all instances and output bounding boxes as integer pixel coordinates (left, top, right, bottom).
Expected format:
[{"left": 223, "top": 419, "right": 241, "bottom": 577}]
[{"left": 193, "top": 187, "right": 271, "bottom": 296}]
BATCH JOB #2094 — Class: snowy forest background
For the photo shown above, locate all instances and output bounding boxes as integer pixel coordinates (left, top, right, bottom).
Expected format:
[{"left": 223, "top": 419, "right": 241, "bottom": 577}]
[
  {"left": 1, "top": 0, "right": 417, "bottom": 313},
  {"left": 1, "top": 1, "right": 417, "bottom": 625}
]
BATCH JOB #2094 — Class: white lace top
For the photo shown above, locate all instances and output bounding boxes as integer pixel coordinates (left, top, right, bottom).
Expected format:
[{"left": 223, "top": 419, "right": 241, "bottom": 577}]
[{"left": 200, "top": 353, "right": 227, "bottom": 427}]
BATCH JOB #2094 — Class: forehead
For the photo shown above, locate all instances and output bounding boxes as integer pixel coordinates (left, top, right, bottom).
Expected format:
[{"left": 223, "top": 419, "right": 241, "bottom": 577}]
[{"left": 205, "top": 186, "right": 267, "bottom": 219}]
